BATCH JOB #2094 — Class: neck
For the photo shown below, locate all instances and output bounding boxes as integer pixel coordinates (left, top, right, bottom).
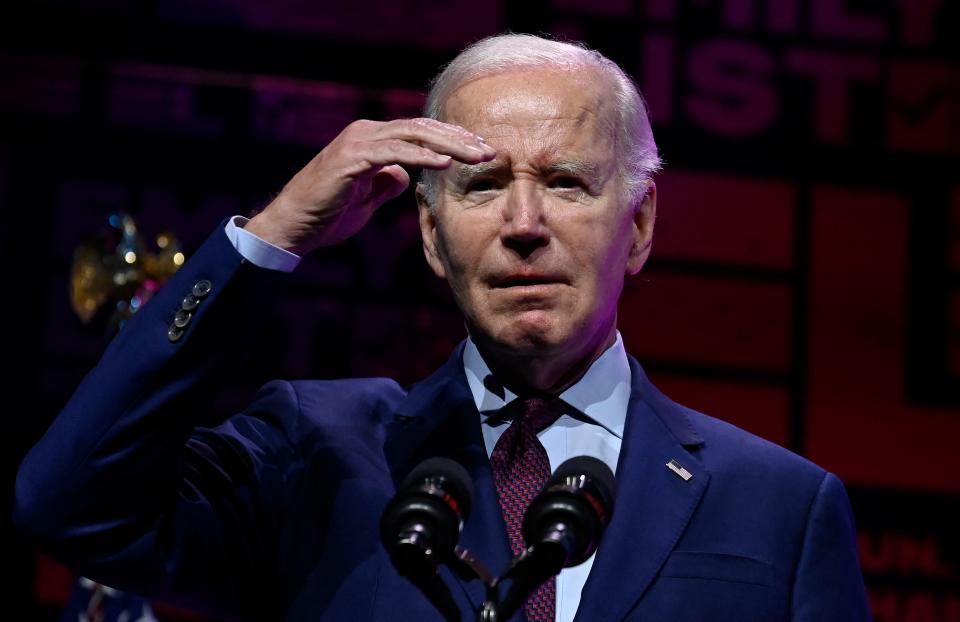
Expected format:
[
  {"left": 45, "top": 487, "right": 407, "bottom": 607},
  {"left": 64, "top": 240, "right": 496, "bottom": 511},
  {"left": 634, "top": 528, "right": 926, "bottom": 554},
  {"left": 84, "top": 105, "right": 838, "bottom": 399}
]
[{"left": 472, "top": 320, "right": 618, "bottom": 396}]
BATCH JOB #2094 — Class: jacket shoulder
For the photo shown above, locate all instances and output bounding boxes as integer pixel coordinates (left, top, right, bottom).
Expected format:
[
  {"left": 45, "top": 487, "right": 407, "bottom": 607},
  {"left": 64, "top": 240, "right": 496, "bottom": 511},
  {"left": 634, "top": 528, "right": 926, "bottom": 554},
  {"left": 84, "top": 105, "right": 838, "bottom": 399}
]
[{"left": 683, "top": 407, "right": 825, "bottom": 483}]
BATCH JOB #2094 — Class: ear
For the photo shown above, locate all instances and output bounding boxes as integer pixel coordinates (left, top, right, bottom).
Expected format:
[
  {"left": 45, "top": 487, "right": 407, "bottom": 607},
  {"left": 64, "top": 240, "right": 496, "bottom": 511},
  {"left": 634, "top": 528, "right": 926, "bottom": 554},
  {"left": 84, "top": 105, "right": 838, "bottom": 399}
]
[
  {"left": 416, "top": 183, "right": 447, "bottom": 279},
  {"left": 626, "top": 181, "right": 657, "bottom": 275}
]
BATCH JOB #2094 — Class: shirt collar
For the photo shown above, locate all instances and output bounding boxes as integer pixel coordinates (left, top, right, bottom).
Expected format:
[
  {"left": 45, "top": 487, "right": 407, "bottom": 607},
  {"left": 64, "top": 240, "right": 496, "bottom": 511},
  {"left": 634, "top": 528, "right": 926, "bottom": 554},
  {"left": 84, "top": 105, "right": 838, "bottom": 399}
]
[{"left": 462, "top": 332, "right": 631, "bottom": 439}]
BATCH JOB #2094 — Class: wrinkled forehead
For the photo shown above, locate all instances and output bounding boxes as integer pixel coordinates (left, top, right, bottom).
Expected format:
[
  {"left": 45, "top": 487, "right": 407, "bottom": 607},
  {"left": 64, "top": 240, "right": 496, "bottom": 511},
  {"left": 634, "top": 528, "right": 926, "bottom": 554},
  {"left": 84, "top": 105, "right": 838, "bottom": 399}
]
[{"left": 439, "top": 65, "right": 618, "bottom": 142}]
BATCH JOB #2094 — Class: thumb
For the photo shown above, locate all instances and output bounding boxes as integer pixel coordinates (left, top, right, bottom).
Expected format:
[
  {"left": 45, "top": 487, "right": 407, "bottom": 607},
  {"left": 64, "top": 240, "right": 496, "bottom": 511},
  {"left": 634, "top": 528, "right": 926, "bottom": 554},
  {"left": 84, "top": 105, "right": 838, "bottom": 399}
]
[{"left": 369, "top": 165, "right": 411, "bottom": 208}]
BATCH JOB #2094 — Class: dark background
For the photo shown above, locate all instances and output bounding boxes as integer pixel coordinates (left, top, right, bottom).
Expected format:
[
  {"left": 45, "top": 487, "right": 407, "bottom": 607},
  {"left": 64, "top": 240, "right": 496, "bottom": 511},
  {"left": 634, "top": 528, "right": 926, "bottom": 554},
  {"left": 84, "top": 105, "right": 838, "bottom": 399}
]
[{"left": 2, "top": 0, "right": 958, "bottom": 619}]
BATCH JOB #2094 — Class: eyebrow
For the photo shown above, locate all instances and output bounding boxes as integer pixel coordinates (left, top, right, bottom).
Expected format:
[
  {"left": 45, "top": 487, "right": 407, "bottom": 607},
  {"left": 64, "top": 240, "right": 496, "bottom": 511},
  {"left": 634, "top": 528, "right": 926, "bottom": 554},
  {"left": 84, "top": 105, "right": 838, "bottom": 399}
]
[
  {"left": 547, "top": 160, "right": 603, "bottom": 185},
  {"left": 454, "top": 161, "right": 502, "bottom": 188},
  {"left": 453, "top": 159, "right": 604, "bottom": 188}
]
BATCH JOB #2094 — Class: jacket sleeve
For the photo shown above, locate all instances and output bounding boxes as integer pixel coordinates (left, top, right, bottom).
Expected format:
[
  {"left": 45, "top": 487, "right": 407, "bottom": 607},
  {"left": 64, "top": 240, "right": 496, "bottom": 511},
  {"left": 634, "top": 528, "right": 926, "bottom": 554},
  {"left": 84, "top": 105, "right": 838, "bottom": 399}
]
[
  {"left": 13, "top": 222, "right": 300, "bottom": 620},
  {"left": 790, "top": 471, "right": 873, "bottom": 621}
]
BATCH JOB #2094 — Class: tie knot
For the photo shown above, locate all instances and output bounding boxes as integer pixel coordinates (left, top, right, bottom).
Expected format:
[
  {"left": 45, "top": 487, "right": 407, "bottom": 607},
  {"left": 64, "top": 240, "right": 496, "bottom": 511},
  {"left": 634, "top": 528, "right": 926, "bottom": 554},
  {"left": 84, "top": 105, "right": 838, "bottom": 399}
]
[{"left": 511, "top": 396, "right": 567, "bottom": 433}]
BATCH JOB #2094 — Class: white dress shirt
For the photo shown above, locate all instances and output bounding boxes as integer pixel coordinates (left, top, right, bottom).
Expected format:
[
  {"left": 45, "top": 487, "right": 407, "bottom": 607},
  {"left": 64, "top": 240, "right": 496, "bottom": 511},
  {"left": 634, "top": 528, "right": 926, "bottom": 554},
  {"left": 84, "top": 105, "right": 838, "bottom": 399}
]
[
  {"left": 463, "top": 336, "right": 630, "bottom": 622},
  {"left": 224, "top": 216, "right": 301, "bottom": 272}
]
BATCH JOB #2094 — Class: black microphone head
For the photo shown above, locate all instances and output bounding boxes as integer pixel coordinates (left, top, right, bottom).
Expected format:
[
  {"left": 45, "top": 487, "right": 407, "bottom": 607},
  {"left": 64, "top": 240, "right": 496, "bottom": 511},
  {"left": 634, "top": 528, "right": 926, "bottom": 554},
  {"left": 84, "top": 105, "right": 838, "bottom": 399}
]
[
  {"left": 522, "top": 455, "right": 616, "bottom": 567},
  {"left": 381, "top": 457, "right": 473, "bottom": 578},
  {"left": 401, "top": 457, "right": 473, "bottom": 520},
  {"left": 551, "top": 455, "right": 616, "bottom": 514}
]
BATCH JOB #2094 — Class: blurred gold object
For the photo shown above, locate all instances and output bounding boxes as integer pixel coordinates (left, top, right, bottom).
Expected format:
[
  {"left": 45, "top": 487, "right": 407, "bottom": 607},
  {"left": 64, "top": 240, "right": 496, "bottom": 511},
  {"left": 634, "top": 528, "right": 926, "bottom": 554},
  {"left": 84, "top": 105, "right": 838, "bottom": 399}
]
[
  {"left": 70, "top": 212, "right": 186, "bottom": 329},
  {"left": 71, "top": 245, "right": 112, "bottom": 324}
]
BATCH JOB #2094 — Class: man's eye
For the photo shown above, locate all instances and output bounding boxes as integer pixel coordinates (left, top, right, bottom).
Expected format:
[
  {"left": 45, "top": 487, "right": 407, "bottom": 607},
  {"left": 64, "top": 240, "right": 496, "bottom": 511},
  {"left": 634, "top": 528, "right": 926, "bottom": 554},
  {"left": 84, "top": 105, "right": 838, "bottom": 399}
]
[
  {"left": 465, "top": 179, "right": 499, "bottom": 193},
  {"left": 550, "top": 176, "right": 585, "bottom": 189}
]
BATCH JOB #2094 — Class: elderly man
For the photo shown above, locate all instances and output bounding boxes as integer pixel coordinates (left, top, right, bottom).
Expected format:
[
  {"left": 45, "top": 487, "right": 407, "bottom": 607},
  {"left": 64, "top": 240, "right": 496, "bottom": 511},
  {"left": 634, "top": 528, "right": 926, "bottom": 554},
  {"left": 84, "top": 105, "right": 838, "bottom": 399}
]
[{"left": 15, "top": 35, "right": 870, "bottom": 621}]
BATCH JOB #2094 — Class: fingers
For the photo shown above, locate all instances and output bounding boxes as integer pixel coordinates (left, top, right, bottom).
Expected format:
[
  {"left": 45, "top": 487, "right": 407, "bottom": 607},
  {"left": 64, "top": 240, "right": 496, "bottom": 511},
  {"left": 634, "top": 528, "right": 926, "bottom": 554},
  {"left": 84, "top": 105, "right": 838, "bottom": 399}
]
[
  {"left": 349, "top": 139, "right": 454, "bottom": 174},
  {"left": 356, "top": 140, "right": 481, "bottom": 179},
  {"left": 341, "top": 118, "right": 495, "bottom": 171},
  {"left": 376, "top": 117, "right": 496, "bottom": 163}
]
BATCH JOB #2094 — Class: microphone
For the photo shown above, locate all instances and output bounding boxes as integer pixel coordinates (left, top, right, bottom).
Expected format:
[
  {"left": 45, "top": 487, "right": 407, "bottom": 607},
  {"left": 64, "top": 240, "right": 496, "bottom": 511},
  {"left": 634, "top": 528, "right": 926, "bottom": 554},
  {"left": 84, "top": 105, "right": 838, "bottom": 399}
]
[
  {"left": 380, "top": 457, "right": 473, "bottom": 622},
  {"left": 522, "top": 455, "right": 616, "bottom": 566},
  {"left": 489, "top": 456, "right": 615, "bottom": 621}
]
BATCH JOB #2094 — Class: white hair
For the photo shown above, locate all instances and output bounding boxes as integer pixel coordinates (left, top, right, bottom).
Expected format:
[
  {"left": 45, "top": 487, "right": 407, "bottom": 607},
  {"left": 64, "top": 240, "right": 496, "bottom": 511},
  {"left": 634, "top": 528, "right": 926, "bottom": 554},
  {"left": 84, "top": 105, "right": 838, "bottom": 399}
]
[{"left": 419, "top": 33, "right": 661, "bottom": 207}]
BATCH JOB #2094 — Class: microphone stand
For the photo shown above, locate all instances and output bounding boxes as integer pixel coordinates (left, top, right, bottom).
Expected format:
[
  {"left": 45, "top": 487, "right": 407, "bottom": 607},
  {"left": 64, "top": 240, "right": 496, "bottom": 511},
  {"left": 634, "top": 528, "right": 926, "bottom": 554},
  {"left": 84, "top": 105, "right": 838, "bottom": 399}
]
[
  {"left": 409, "top": 545, "right": 499, "bottom": 622},
  {"left": 476, "top": 542, "right": 566, "bottom": 622},
  {"left": 402, "top": 530, "right": 576, "bottom": 620},
  {"left": 447, "top": 546, "right": 501, "bottom": 622}
]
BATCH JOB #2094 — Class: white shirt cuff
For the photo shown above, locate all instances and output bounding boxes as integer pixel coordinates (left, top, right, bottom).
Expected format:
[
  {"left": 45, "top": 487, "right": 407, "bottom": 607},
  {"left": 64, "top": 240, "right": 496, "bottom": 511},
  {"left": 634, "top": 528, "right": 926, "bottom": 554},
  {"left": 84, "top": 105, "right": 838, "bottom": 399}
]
[{"left": 224, "top": 215, "right": 301, "bottom": 272}]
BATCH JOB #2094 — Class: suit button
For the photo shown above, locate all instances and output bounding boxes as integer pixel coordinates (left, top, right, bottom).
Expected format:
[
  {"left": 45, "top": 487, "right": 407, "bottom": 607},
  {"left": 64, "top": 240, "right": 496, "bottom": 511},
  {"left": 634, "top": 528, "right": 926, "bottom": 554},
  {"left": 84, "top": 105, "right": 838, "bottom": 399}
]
[
  {"left": 181, "top": 294, "right": 200, "bottom": 311},
  {"left": 192, "top": 279, "right": 212, "bottom": 298},
  {"left": 174, "top": 309, "right": 192, "bottom": 328},
  {"left": 167, "top": 325, "right": 184, "bottom": 342}
]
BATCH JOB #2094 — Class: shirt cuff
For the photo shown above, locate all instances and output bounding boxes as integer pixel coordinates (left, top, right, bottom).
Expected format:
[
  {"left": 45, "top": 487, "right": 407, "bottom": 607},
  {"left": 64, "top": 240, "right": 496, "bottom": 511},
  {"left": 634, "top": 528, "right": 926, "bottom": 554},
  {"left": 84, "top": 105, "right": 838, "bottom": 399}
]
[{"left": 224, "top": 215, "right": 301, "bottom": 272}]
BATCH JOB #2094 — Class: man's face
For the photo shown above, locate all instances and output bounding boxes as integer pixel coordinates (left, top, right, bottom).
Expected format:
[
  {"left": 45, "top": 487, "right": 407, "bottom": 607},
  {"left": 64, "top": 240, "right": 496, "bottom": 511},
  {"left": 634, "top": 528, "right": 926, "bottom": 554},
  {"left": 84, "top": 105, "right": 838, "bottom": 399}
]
[{"left": 419, "top": 66, "right": 655, "bottom": 364}]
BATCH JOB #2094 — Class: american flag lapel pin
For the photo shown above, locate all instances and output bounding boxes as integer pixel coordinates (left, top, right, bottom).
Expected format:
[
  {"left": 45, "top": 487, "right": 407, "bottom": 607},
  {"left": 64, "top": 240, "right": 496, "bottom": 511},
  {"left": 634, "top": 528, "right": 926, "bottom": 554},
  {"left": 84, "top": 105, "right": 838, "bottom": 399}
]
[{"left": 666, "top": 459, "right": 693, "bottom": 481}]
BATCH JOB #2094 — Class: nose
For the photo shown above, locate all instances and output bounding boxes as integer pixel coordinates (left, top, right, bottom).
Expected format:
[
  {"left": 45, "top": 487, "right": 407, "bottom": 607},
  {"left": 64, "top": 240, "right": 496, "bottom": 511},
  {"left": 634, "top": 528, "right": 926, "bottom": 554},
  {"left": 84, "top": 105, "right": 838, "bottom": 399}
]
[{"left": 501, "top": 182, "right": 550, "bottom": 258}]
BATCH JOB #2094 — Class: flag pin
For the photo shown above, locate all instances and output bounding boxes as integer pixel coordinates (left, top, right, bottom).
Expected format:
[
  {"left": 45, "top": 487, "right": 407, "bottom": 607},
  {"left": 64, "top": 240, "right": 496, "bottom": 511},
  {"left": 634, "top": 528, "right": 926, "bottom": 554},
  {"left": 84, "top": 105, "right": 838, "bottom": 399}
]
[{"left": 666, "top": 459, "right": 693, "bottom": 481}]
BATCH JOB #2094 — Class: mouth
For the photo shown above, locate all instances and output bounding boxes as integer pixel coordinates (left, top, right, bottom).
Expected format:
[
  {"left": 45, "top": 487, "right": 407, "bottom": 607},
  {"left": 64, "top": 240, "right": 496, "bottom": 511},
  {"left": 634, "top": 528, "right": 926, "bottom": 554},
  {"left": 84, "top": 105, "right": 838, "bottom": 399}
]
[{"left": 490, "top": 274, "right": 567, "bottom": 289}]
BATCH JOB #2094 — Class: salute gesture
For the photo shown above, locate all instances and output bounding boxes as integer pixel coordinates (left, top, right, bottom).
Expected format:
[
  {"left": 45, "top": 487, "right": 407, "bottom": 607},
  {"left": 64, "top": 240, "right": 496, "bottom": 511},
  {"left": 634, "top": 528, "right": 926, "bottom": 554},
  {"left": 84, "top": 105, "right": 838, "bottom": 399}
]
[{"left": 245, "top": 117, "right": 496, "bottom": 255}]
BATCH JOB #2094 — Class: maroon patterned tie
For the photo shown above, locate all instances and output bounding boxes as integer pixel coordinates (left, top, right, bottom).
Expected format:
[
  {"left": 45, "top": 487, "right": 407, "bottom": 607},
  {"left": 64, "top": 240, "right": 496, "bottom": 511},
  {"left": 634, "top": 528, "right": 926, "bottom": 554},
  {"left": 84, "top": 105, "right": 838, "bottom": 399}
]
[{"left": 489, "top": 397, "right": 566, "bottom": 622}]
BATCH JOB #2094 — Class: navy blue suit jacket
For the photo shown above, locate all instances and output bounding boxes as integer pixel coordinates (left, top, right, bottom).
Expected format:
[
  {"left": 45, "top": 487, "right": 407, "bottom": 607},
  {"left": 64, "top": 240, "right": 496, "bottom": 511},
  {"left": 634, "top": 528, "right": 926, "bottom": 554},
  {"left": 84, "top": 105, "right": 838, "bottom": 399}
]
[{"left": 15, "top": 224, "right": 871, "bottom": 621}]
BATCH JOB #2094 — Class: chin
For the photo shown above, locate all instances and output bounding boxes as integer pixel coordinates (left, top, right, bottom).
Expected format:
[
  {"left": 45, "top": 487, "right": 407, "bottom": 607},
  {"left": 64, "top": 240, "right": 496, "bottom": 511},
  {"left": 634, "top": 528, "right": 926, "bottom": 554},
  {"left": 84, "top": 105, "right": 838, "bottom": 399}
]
[{"left": 490, "top": 314, "right": 572, "bottom": 355}]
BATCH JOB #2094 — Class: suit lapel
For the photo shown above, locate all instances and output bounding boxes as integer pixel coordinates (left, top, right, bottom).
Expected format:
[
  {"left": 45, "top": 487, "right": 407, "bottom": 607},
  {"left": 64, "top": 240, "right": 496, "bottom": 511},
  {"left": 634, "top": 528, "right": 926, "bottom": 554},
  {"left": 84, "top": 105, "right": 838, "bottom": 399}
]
[
  {"left": 574, "top": 356, "right": 710, "bottom": 622},
  {"left": 384, "top": 342, "right": 513, "bottom": 615}
]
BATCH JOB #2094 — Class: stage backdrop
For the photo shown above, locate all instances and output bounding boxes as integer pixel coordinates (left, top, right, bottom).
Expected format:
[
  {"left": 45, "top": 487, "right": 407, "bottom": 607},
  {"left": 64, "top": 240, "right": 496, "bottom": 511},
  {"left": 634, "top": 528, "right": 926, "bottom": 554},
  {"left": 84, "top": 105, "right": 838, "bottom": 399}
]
[{"left": 2, "top": 0, "right": 958, "bottom": 619}]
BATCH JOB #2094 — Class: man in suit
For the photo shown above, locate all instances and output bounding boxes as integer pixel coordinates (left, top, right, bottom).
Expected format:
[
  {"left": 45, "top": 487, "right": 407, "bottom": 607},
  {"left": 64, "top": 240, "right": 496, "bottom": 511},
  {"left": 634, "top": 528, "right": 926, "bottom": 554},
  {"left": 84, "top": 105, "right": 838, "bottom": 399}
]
[{"left": 14, "top": 34, "right": 871, "bottom": 621}]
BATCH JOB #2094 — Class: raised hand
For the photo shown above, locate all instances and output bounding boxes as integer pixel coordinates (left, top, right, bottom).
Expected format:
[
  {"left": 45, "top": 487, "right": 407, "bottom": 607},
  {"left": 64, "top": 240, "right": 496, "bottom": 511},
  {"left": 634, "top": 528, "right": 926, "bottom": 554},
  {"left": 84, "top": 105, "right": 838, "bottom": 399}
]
[{"left": 244, "top": 118, "right": 496, "bottom": 255}]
